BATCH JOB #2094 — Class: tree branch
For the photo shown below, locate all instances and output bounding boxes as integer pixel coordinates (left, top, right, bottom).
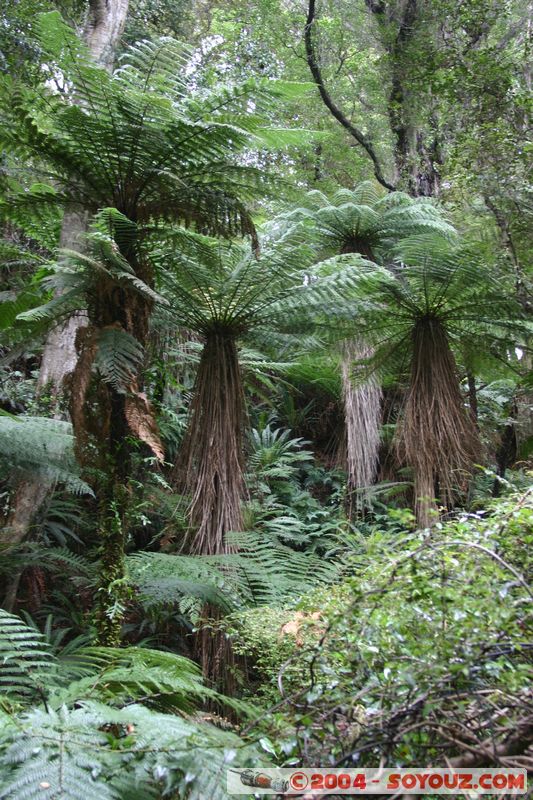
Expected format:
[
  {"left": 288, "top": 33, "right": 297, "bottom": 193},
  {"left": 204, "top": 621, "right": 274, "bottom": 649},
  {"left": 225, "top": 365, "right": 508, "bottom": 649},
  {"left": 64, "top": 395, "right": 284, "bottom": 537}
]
[
  {"left": 304, "top": 0, "right": 396, "bottom": 191},
  {"left": 448, "top": 715, "right": 533, "bottom": 769}
]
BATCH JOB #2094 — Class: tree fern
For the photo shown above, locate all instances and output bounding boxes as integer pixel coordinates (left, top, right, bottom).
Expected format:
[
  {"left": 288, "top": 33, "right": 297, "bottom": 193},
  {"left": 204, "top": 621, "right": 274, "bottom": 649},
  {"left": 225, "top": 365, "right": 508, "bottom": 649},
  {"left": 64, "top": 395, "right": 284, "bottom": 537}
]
[
  {"left": 341, "top": 232, "right": 528, "bottom": 524},
  {"left": 154, "top": 223, "right": 365, "bottom": 561},
  {"left": 54, "top": 646, "right": 217, "bottom": 713},
  {"left": 128, "top": 535, "right": 341, "bottom": 615},
  {"left": 0, "top": 701, "right": 261, "bottom": 800},
  {"left": 126, "top": 551, "right": 247, "bottom": 614},
  {"left": 287, "top": 182, "right": 457, "bottom": 513},
  {"left": 94, "top": 327, "right": 145, "bottom": 392},
  {"left": 0, "top": 705, "right": 118, "bottom": 800},
  {"left": 0, "top": 13, "right": 294, "bottom": 240},
  {"left": 0, "top": 16, "right": 309, "bottom": 643}
]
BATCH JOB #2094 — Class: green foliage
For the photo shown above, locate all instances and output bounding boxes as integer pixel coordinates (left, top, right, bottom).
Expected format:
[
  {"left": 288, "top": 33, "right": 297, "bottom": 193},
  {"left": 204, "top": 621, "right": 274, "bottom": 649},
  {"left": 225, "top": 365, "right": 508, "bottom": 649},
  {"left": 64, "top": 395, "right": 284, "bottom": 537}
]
[
  {"left": 128, "top": 530, "right": 340, "bottom": 618},
  {"left": 94, "top": 328, "right": 145, "bottom": 392},
  {"left": 0, "top": 0, "right": 531, "bottom": 785},
  {"left": 154, "top": 222, "right": 364, "bottom": 341},
  {"left": 291, "top": 182, "right": 456, "bottom": 259},
  {"left": 0, "top": 701, "right": 259, "bottom": 800},
  {"left": 0, "top": 416, "right": 91, "bottom": 494},
  {"left": 0, "top": 610, "right": 55, "bottom": 704},
  {"left": 246, "top": 489, "right": 533, "bottom": 765},
  {"left": 0, "top": 610, "right": 262, "bottom": 798},
  {"left": 344, "top": 233, "right": 527, "bottom": 378},
  {"left": 248, "top": 425, "right": 314, "bottom": 493},
  {"left": 0, "top": 13, "right": 294, "bottom": 240}
]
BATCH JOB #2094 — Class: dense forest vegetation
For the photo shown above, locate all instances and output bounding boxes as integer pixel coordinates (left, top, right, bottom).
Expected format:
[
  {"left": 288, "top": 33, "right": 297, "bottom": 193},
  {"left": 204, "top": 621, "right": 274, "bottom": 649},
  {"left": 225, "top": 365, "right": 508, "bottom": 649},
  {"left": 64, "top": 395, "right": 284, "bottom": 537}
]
[{"left": 0, "top": 0, "right": 531, "bottom": 796}]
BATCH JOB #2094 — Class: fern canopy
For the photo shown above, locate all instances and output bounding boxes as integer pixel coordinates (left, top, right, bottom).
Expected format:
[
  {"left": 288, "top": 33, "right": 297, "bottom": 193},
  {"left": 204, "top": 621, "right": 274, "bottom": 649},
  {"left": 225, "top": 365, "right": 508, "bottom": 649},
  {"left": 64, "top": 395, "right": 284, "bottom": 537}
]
[
  {"left": 0, "top": 12, "right": 296, "bottom": 243},
  {"left": 290, "top": 181, "right": 456, "bottom": 260},
  {"left": 344, "top": 233, "right": 528, "bottom": 373},
  {"left": 155, "top": 222, "right": 368, "bottom": 341}
]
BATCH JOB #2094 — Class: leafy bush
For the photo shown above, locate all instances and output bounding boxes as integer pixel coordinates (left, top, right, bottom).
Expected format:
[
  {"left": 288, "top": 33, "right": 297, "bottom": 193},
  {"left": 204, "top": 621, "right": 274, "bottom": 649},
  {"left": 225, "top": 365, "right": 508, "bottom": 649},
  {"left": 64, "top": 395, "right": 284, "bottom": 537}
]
[{"left": 237, "top": 490, "right": 533, "bottom": 768}]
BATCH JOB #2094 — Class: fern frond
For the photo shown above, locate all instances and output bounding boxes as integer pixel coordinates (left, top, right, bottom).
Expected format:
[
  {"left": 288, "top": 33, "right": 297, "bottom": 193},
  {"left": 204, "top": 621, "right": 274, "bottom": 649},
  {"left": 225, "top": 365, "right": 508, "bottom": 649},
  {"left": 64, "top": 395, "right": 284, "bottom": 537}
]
[
  {"left": 0, "top": 416, "right": 92, "bottom": 494},
  {"left": 55, "top": 646, "right": 214, "bottom": 713},
  {"left": 94, "top": 327, "right": 145, "bottom": 391},
  {"left": 0, "top": 700, "right": 262, "bottom": 800},
  {"left": 0, "top": 611, "right": 56, "bottom": 704}
]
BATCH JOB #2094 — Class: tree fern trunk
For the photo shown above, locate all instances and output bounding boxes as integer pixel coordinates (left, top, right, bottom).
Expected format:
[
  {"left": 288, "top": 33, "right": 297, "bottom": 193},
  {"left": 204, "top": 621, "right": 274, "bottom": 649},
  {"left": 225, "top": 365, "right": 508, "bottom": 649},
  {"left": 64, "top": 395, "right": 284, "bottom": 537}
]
[
  {"left": 94, "top": 480, "right": 130, "bottom": 646},
  {"left": 341, "top": 339, "right": 382, "bottom": 517},
  {"left": 397, "top": 318, "right": 481, "bottom": 527},
  {"left": 175, "top": 332, "right": 246, "bottom": 690},
  {"left": 178, "top": 332, "right": 246, "bottom": 556},
  {"left": 72, "top": 245, "right": 158, "bottom": 644}
]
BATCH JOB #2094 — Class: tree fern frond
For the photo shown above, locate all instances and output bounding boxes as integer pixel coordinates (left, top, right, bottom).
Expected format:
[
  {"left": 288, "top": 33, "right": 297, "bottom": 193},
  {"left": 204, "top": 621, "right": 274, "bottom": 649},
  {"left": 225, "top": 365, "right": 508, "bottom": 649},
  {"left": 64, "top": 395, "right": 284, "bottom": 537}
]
[
  {"left": 94, "top": 327, "right": 145, "bottom": 391},
  {"left": 0, "top": 705, "right": 120, "bottom": 800},
  {"left": 0, "top": 416, "right": 91, "bottom": 494},
  {"left": 0, "top": 700, "right": 261, "bottom": 799},
  {"left": 55, "top": 646, "right": 214, "bottom": 713},
  {"left": 126, "top": 552, "right": 244, "bottom": 612}
]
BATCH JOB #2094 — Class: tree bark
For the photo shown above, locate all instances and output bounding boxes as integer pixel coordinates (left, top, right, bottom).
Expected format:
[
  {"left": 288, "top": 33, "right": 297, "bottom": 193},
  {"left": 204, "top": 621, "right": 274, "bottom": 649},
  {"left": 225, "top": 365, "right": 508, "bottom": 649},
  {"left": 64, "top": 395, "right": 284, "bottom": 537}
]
[
  {"left": 342, "top": 340, "right": 382, "bottom": 517},
  {"left": 366, "top": 0, "right": 442, "bottom": 197},
  {"left": 0, "top": 480, "right": 51, "bottom": 547},
  {"left": 36, "top": 208, "right": 89, "bottom": 396},
  {"left": 37, "top": 1, "right": 130, "bottom": 398},
  {"left": 83, "top": 0, "right": 129, "bottom": 70}
]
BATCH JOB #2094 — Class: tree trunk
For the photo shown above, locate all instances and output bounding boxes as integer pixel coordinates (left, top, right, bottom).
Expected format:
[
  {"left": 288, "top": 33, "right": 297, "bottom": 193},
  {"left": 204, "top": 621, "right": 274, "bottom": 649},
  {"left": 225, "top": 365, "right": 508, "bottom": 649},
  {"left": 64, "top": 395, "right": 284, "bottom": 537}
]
[
  {"left": 398, "top": 318, "right": 481, "bottom": 527},
  {"left": 367, "top": 0, "right": 441, "bottom": 197},
  {"left": 174, "top": 332, "right": 246, "bottom": 689},
  {"left": 342, "top": 340, "right": 382, "bottom": 516},
  {"left": 83, "top": 0, "right": 129, "bottom": 70},
  {"left": 0, "top": 480, "right": 51, "bottom": 547},
  {"left": 177, "top": 332, "right": 246, "bottom": 557},
  {"left": 37, "top": 208, "right": 89, "bottom": 398},
  {"left": 68, "top": 240, "right": 159, "bottom": 644},
  {"left": 2, "top": 1, "right": 130, "bottom": 558}
]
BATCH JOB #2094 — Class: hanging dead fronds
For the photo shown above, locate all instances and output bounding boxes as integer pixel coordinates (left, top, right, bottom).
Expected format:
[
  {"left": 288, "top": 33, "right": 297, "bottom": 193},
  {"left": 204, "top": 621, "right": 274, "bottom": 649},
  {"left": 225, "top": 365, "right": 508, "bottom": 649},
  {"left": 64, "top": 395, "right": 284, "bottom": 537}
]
[
  {"left": 341, "top": 339, "right": 382, "bottom": 515},
  {"left": 125, "top": 388, "right": 164, "bottom": 463},
  {"left": 396, "top": 317, "right": 481, "bottom": 526},
  {"left": 176, "top": 332, "right": 247, "bottom": 556}
]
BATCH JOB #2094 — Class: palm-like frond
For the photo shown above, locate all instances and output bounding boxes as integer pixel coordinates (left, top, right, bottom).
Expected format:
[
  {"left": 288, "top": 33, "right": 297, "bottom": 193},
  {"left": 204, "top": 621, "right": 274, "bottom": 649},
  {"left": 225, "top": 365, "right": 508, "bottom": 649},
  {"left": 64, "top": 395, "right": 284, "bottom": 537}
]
[
  {"left": 155, "top": 225, "right": 367, "bottom": 338},
  {"left": 290, "top": 181, "right": 456, "bottom": 260},
  {"left": 0, "top": 701, "right": 260, "bottom": 800},
  {"left": 0, "top": 610, "right": 56, "bottom": 703},
  {"left": 351, "top": 234, "right": 526, "bottom": 368},
  {"left": 128, "top": 537, "right": 340, "bottom": 614},
  {"left": 341, "top": 232, "right": 527, "bottom": 524},
  {"left": 55, "top": 646, "right": 215, "bottom": 712},
  {"left": 0, "top": 12, "right": 295, "bottom": 243}
]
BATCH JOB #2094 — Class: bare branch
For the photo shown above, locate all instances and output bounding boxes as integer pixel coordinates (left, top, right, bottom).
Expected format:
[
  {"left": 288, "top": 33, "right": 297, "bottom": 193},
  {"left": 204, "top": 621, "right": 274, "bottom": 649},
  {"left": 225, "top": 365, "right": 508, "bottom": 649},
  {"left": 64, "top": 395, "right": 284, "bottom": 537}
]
[{"left": 304, "top": 0, "right": 396, "bottom": 191}]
